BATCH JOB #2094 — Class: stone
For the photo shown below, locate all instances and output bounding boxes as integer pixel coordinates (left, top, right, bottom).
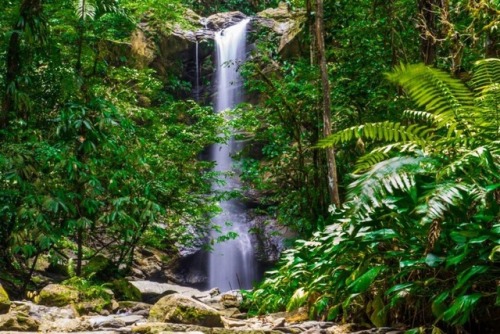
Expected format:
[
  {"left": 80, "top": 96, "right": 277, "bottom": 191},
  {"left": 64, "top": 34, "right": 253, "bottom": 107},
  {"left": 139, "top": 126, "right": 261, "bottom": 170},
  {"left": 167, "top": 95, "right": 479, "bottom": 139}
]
[
  {"left": 221, "top": 317, "right": 247, "bottom": 328},
  {"left": 112, "top": 278, "right": 142, "bottom": 302},
  {"left": 74, "top": 297, "right": 114, "bottom": 316},
  {"left": 117, "top": 314, "right": 145, "bottom": 325},
  {"left": 12, "top": 300, "right": 77, "bottom": 323},
  {"left": 36, "top": 284, "right": 79, "bottom": 307},
  {"left": 38, "top": 317, "right": 92, "bottom": 333},
  {"left": 149, "top": 294, "right": 223, "bottom": 328},
  {"left": 0, "top": 311, "right": 40, "bottom": 331},
  {"left": 88, "top": 315, "right": 126, "bottom": 329},
  {"left": 117, "top": 301, "right": 152, "bottom": 315},
  {"left": 272, "top": 317, "right": 285, "bottom": 329},
  {"left": 132, "top": 321, "right": 211, "bottom": 333},
  {"left": 130, "top": 280, "right": 202, "bottom": 304},
  {"left": 0, "top": 284, "right": 11, "bottom": 314}
]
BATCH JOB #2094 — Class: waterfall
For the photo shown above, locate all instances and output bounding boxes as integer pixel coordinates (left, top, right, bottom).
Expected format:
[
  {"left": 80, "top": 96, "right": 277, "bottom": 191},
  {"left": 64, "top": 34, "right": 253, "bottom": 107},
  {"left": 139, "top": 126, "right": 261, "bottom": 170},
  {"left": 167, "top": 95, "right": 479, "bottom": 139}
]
[
  {"left": 207, "top": 18, "right": 258, "bottom": 292},
  {"left": 195, "top": 40, "right": 200, "bottom": 101}
]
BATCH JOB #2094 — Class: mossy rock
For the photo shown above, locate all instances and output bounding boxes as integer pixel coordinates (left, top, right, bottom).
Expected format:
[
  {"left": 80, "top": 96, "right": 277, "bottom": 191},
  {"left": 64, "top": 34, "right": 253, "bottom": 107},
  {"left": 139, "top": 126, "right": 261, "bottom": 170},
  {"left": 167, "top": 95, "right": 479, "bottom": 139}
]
[
  {"left": 74, "top": 297, "right": 117, "bottom": 315},
  {"left": 36, "top": 284, "right": 79, "bottom": 307},
  {"left": 111, "top": 279, "right": 142, "bottom": 301},
  {"left": 149, "top": 294, "right": 223, "bottom": 328},
  {"left": 0, "top": 311, "right": 40, "bottom": 331},
  {"left": 0, "top": 284, "right": 10, "bottom": 314},
  {"left": 82, "top": 255, "right": 115, "bottom": 280}
]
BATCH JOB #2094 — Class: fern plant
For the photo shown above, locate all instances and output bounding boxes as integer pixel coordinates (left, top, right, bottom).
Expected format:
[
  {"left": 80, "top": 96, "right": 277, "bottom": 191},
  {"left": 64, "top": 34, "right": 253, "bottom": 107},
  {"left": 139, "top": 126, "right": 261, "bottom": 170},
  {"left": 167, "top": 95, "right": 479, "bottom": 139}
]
[{"left": 248, "top": 59, "right": 500, "bottom": 332}]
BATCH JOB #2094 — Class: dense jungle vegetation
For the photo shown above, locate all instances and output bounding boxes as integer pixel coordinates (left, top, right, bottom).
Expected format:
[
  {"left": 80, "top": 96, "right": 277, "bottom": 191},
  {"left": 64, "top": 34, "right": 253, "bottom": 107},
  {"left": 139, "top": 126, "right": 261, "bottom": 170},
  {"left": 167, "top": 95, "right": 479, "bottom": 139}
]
[{"left": 0, "top": 0, "right": 498, "bottom": 333}]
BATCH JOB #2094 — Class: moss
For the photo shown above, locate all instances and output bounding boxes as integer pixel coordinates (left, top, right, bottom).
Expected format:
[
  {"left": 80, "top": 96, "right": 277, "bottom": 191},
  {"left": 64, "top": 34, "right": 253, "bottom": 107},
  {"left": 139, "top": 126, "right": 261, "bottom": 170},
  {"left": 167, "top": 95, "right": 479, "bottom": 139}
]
[
  {"left": 0, "top": 285, "right": 10, "bottom": 314},
  {"left": 82, "top": 255, "right": 115, "bottom": 280},
  {"left": 75, "top": 297, "right": 114, "bottom": 315},
  {"left": 36, "top": 284, "right": 78, "bottom": 307},
  {"left": 111, "top": 279, "right": 141, "bottom": 301}
]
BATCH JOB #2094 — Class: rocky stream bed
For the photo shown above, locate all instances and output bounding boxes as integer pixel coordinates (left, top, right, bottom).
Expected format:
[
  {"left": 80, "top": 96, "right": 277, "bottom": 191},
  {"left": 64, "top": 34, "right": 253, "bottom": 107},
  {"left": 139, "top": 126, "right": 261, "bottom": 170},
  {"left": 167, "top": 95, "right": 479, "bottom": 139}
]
[{"left": 0, "top": 281, "right": 405, "bottom": 334}]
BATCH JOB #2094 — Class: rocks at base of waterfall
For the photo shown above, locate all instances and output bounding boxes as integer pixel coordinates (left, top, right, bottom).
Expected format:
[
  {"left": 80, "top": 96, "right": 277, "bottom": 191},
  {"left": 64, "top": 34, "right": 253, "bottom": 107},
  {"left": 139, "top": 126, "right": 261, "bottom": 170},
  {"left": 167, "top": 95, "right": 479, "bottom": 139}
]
[
  {"left": 0, "top": 311, "right": 40, "bottom": 332},
  {"left": 132, "top": 321, "right": 284, "bottom": 334},
  {"left": 36, "top": 283, "right": 79, "bottom": 307},
  {"left": 129, "top": 280, "right": 209, "bottom": 304},
  {"left": 149, "top": 294, "right": 224, "bottom": 328}
]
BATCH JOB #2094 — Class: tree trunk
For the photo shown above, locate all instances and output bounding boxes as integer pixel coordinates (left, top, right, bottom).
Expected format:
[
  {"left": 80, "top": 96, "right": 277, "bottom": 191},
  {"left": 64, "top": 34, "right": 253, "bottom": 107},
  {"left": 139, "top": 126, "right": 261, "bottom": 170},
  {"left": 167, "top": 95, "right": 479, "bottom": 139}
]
[
  {"left": 315, "top": 0, "right": 340, "bottom": 207},
  {"left": 418, "top": 0, "right": 438, "bottom": 65}
]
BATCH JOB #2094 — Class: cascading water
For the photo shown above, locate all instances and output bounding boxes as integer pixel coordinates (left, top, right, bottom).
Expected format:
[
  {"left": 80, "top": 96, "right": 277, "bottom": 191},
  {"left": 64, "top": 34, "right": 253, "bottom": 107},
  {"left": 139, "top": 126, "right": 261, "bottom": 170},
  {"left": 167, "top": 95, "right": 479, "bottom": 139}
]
[{"left": 207, "top": 18, "right": 259, "bottom": 292}]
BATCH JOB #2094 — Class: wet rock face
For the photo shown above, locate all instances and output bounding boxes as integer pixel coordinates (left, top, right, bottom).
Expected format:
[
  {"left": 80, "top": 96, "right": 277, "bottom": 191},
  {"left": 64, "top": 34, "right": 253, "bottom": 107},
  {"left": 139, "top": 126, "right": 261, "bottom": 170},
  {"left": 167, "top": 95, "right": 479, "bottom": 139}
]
[
  {"left": 248, "top": 215, "right": 295, "bottom": 265},
  {"left": 254, "top": 2, "right": 307, "bottom": 57}
]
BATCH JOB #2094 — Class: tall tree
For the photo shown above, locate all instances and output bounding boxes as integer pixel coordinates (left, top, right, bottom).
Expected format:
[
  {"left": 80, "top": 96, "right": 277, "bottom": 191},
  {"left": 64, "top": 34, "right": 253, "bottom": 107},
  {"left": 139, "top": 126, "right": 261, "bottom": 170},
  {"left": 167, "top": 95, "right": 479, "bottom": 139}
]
[{"left": 315, "top": 0, "right": 340, "bottom": 206}]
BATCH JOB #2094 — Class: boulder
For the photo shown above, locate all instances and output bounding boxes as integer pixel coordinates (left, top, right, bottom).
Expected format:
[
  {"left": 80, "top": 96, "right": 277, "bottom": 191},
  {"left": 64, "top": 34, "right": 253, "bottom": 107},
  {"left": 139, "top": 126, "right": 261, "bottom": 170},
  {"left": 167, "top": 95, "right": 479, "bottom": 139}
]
[
  {"left": 149, "top": 294, "right": 223, "bottom": 328},
  {"left": 0, "top": 311, "right": 39, "bottom": 331},
  {"left": 0, "top": 284, "right": 10, "bottom": 314},
  {"left": 36, "top": 284, "right": 79, "bottom": 307},
  {"left": 130, "top": 280, "right": 203, "bottom": 304}
]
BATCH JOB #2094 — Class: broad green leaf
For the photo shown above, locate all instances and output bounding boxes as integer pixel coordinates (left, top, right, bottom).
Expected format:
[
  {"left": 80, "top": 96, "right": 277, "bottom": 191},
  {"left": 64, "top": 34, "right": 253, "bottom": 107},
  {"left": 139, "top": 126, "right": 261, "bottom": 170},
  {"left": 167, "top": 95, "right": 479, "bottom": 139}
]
[
  {"left": 347, "top": 266, "right": 383, "bottom": 294},
  {"left": 443, "top": 294, "right": 481, "bottom": 325},
  {"left": 425, "top": 253, "right": 445, "bottom": 268}
]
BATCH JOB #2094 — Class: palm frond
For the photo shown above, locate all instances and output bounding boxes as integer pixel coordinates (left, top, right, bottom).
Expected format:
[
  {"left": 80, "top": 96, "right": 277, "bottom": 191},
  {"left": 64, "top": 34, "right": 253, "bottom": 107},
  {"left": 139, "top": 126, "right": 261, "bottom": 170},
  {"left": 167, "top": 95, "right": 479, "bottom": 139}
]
[
  {"left": 418, "top": 183, "right": 470, "bottom": 221},
  {"left": 317, "top": 121, "right": 432, "bottom": 148},
  {"left": 386, "top": 64, "right": 476, "bottom": 132},
  {"left": 75, "top": 0, "right": 96, "bottom": 21},
  {"left": 347, "top": 155, "right": 431, "bottom": 218}
]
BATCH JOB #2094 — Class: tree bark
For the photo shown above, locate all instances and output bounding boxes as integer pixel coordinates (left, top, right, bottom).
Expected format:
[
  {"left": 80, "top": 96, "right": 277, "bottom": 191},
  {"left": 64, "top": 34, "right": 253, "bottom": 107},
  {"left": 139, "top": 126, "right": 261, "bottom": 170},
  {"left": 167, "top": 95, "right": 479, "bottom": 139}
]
[
  {"left": 418, "top": 0, "right": 438, "bottom": 65},
  {"left": 315, "top": 0, "right": 340, "bottom": 207}
]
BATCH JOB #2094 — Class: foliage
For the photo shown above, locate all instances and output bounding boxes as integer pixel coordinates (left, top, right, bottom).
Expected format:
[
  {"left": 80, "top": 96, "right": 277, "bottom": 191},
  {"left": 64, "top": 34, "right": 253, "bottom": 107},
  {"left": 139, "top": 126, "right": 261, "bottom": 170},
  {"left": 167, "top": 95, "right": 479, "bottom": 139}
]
[
  {"left": 247, "top": 60, "right": 500, "bottom": 332},
  {"left": 0, "top": 0, "right": 222, "bottom": 291}
]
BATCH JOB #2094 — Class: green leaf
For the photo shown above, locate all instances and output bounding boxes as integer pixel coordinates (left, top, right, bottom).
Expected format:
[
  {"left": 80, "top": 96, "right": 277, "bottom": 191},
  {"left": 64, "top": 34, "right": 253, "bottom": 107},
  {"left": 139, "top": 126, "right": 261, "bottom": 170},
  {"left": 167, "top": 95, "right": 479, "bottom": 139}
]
[
  {"left": 286, "top": 287, "right": 308, "bottom": 312},
  {"left": 347, "top": 266, "right": 383, "bottom": 294},
  {"left": 425, "top": 253, "right": 445, "bottom": 268},
  {"left": 442, "top": 294, "right": 481, "bottom": 325}
]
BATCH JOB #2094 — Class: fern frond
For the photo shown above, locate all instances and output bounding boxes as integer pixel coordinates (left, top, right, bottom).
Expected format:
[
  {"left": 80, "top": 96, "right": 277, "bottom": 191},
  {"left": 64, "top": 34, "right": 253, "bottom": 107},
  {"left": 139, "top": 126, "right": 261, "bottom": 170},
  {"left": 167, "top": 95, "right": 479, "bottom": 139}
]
[
  {"left": 471, "top": 58, "right": 500, "bottom": 92},
  {"left": 353, "top": 143, "right": 420, "bottom": 173},
  {"left": 438, "top": 143, "right": 500, "bottom": 181},
  {"left": 387, "top": 64, "right": 476, "bottom": 131},
  {"left": 471, "top": 59, "right": 500, "bottom": 138},
  {"left": 317, "top": 121, "right": 432, "bottom": 148},
  {"left": 419, "top": 183, "right": 470, "bottom": 221},
  {"left": 76, "top": 0, "right": 96, "bottom": 21},
  {"left": 347, "top": 155, "right": 431, "bottom": 218}
]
